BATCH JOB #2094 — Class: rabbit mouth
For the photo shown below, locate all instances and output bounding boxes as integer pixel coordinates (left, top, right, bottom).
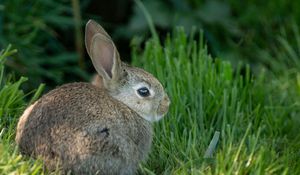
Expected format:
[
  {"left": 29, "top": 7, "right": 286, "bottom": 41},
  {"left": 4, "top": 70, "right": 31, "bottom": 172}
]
[
  {"left": 141, "top": 114, "right": 163, "bottom": 122},
  {"left": 153, "top": 115, "right": 164, "bottom": 121}
]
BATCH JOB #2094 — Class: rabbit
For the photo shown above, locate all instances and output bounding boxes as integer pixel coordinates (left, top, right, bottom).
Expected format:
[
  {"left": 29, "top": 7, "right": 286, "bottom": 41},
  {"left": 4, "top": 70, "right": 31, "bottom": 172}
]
[
  {"left": 15, "top": 19, "right": 170, "bottom": 175},
  {"left": 91, "top": 74, "right": 104, "bottom": 88}
]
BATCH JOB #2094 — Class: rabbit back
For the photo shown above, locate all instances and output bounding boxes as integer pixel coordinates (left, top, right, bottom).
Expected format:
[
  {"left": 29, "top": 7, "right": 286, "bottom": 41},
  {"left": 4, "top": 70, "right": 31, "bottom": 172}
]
[{"left": 16, "top": 82, "right": 153, "bottom": 174}]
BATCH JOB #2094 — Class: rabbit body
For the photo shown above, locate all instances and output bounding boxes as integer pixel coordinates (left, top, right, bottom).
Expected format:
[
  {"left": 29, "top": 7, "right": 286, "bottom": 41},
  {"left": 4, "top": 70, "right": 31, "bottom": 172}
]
[
  {"left": 16, "top": 20, "right": 170, "bottom": 174},
  {"left": 16, "top": 82, "right": 152, "bottom": 174}
]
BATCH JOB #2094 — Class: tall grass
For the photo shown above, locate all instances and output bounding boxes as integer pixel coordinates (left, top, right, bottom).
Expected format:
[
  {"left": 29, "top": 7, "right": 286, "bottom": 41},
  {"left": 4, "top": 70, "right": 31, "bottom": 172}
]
[
  {"left": 0, "top": 46, "right": 45, "bottom": 174},
  {"left": 0, "top": 28, "right": 299, "bottom": 174},
  {"left": 132, "top": 28, "right": 300, "bottom": 174}
]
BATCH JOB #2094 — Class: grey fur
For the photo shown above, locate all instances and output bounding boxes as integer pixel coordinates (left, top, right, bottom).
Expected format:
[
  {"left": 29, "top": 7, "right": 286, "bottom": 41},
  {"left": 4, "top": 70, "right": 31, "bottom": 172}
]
[
  {"left": 15, "top": 20, "right": 170, "bottom": 174},
  {"left": 16, "top": 83, "right": 152, "bottom": 174}
]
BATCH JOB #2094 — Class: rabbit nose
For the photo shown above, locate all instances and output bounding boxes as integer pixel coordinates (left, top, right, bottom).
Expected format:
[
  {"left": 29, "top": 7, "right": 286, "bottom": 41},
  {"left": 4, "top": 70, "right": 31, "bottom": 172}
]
[
  {"left": 157, "top": 94, "right": 170, "bottom": 116},
  {"left": 163, "top": 95, "right": 170, "bottom": 106},
  {"left": 164, "top": 95, "right": 171, "bottom": 106}
]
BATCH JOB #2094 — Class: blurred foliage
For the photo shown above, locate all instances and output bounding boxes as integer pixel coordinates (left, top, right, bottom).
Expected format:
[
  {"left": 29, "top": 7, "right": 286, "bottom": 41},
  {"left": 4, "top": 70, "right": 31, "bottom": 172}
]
[
  {"left": 1, "top": 0, "right": 300, "bottom": 90},
  {"left": 117, "top": 0, "right": 300, "bottom": 69},
  {"left": 115, "top": 0, "right": 240, "bottom": 44},
  {"left": 0, "top": 0, "right": 91, "bottom": 90},
  {"left": 227, "top": 0, "right": 300, "bottom": 61}
]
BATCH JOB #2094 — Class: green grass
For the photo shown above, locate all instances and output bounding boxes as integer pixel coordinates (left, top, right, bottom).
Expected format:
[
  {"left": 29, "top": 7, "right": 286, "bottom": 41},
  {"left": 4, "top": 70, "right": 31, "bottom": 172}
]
[
  {"left": 1, "top": 28, "right": 300, "bottom": 174},
  {"left": 0, "top": 46, "right": 45, "bottom": 174},
  {"left": 131, "top": 28, "right": 300, "bottom": 174}
]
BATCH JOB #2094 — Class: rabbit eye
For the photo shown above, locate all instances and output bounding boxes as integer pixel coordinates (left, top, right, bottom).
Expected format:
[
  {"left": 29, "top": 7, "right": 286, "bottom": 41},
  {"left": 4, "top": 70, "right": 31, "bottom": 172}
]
[{"left": 137, "top": 87, "right": 150, "bottom": 97}]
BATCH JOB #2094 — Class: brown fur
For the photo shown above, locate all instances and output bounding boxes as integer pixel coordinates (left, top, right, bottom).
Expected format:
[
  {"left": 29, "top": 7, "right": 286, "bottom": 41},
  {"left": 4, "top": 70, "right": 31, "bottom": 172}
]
[
  {"left": 15, "top": 20, "right": 169, "bottom": 174},
  {"left": 91, "top": 74, "right": 104, "bottom": 88},
  {"left": 16, "top": 83, "right": 152, "bottom": 174}
]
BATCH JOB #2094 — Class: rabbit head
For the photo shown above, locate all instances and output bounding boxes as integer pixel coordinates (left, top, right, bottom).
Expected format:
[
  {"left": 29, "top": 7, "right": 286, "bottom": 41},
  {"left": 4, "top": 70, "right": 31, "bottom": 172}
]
[{"left": 85, "top": 20, "right": 170, "bottom": 122}]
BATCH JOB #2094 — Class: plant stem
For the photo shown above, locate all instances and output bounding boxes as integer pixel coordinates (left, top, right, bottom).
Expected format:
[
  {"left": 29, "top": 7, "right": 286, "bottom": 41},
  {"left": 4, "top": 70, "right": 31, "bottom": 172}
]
[{"left": 71, "top": 0, "right": 85, "bottom": 70}]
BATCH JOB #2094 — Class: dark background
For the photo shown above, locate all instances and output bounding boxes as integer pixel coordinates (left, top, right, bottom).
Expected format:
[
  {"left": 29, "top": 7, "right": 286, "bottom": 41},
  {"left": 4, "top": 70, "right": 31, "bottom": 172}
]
[{"left": 1, "top": 0, "right": 300, "bottom": 91}]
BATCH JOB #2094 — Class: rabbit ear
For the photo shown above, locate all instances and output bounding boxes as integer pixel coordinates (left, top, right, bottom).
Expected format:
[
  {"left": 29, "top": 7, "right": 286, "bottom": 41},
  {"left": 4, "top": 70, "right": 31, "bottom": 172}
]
[{"left": 85, "top": 20, "right": 122, "bottom": 81}]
